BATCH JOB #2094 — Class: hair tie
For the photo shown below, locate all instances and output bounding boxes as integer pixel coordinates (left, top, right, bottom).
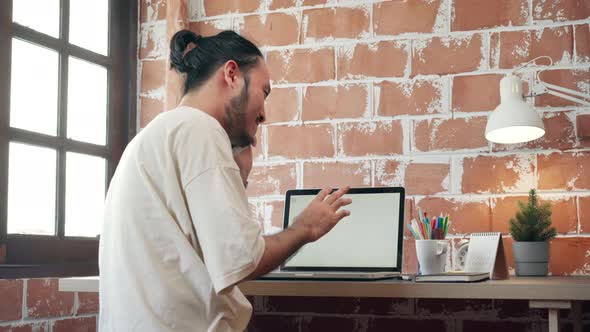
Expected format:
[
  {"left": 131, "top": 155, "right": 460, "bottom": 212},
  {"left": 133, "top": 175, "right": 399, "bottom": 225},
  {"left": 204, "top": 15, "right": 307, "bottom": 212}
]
[
  {"left": 182, "top": 42, "right": 196, "bottom": 58},
  {"left": 182, "top": 36, "right": 201, "bottom": 58}
]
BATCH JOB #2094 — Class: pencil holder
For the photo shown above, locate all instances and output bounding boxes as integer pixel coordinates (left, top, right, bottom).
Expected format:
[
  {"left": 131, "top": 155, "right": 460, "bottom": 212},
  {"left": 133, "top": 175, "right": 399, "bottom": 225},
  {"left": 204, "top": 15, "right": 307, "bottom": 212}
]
[{"left": 415, "top": 239, "right": 448, "bottom": 275}]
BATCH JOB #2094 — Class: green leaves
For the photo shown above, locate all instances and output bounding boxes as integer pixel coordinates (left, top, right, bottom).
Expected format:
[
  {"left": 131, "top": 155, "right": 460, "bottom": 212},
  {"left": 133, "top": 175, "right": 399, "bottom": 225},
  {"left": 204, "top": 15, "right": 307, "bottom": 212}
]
[{"left": 508, "top": 189, "right": 557, "bottom": 242}]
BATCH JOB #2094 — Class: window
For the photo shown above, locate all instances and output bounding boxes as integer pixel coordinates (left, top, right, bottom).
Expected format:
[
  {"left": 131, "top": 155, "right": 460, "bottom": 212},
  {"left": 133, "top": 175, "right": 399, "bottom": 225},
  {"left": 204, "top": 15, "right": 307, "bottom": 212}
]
[{"left": 0, "top": 0, "right": 137, "bottom": 278}]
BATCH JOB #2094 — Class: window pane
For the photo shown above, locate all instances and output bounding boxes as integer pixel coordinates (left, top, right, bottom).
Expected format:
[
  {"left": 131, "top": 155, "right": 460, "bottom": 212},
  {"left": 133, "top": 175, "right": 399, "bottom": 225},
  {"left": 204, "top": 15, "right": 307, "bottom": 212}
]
[
  {"left": 69, "top": 0, "right": 109, "bottom": 55},
  {"left": 10, "top": 39, "right": 59, "bottom": 136},
  {"left": 65, "top": 152, "right": 105, "bottom": 237},
  {"left": 7, "top": 143, "right": 56, "bottom": 235},
  {"left": 13, "top": 0, "right": 60, "bottom": 38},
  {"left": 67, "top": 57, "right": 108, "bottom": 145}
]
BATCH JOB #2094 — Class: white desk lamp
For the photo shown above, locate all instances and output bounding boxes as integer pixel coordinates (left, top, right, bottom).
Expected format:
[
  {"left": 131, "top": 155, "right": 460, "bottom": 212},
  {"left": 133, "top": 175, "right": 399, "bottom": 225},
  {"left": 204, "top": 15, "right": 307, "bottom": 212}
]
[{"left": 485, "top": 56, "right": 590, "bottom": 144}]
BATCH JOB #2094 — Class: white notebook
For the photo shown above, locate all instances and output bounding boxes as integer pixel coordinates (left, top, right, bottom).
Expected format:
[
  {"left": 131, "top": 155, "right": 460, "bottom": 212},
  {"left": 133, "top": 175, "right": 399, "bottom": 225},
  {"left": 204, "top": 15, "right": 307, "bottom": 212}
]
[
  {"left": 415, "top": 271, "right": 489, "bottom": 282},
  {"left": 464, "top": 232, "right": 508, "bottom": 280}
]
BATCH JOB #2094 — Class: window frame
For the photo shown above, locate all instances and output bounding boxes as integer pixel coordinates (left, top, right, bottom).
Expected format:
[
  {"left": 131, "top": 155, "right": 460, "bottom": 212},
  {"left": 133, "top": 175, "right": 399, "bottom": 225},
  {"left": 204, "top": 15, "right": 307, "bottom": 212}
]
[{"left": 0, "top": 0, "right": 137, "bottom": 278}]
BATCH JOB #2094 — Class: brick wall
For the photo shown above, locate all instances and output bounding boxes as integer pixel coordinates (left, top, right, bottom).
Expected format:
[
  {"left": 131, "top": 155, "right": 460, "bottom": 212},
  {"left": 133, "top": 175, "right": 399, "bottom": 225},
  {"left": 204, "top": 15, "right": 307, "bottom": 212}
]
[
  {"left": 246, "top": 296, "right": 590, "bottom": 331},
  {"left": 0, "top": 279, "right": 98, "bottom": 331},
  {"left": 139, "top": 0, "right": 590, "bottom": 275}
]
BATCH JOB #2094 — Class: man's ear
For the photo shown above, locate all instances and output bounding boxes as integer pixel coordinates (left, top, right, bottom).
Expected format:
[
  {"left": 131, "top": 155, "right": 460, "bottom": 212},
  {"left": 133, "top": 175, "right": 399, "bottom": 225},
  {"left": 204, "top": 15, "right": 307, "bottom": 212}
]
[{"left": 223, "top": 60, "right": 240, "bottom": 88}]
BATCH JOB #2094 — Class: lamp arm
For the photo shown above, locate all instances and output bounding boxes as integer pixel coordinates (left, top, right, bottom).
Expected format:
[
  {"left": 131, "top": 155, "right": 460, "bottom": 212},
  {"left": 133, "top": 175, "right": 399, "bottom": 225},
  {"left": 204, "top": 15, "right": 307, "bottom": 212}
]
[
  {"left": 543, "top": 82, "right": 590, "bottom": 100},
  {"left": 512, "top": 55, "right": 590, "bottom": 106},
  {"left": 533, "top": 81, "right": 590, "bottom": 107}
]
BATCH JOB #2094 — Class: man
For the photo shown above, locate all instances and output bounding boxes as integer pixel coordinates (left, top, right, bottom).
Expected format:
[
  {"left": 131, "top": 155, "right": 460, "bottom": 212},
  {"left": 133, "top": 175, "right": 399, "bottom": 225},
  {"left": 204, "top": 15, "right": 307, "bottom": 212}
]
[{"left": 99, "top": 30, "right": 351, "bottom": 331}]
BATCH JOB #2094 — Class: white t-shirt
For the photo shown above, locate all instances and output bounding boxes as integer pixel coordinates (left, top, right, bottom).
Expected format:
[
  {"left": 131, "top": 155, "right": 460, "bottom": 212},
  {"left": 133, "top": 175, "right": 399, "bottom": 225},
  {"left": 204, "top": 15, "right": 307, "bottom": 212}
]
[{"left": 99, "top": 106, "right": 265, "bottom": 332}]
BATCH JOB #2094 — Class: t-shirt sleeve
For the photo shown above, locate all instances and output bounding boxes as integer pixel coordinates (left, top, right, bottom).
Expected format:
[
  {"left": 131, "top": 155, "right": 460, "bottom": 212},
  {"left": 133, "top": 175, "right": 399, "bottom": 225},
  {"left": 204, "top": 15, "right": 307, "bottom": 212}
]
[{"left": 184, "top": 166, "right": 265, "bottom": 294}]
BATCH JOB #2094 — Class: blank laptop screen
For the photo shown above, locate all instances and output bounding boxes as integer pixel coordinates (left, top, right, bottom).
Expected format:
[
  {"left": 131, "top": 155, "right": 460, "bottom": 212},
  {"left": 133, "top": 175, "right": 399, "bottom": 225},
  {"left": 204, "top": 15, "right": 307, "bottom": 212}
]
[{"left": 283, "top": 191, "right": 402, "bottom": 270}]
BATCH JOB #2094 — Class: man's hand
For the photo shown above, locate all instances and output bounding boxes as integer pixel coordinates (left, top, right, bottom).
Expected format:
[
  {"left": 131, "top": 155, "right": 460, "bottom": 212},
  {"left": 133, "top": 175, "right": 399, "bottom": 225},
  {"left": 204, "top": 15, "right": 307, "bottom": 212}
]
[{"left": 290, "top": 186, "right": 352, "bottom": 243}]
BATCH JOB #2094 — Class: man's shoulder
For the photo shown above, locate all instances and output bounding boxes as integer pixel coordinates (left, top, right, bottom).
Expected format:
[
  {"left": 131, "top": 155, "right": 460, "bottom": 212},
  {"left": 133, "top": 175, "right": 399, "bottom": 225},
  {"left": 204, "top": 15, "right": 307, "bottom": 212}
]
[{"left": 168, "top": 108, "right": 234, "bottom": 162}]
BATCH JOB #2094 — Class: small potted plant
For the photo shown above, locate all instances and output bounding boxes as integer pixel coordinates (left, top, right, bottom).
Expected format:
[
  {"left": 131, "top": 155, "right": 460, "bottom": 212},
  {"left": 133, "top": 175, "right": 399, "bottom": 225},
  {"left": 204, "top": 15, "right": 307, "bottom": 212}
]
[{"left": 509, "top": 189, "right": 557, "bottom": 276}]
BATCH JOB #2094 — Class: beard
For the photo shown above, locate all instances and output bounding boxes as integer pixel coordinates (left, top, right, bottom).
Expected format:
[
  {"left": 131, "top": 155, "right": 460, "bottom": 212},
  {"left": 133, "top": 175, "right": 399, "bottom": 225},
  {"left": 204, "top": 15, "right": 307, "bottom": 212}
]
[{"left": 225, "top": 76, "right": 253, "bottom": 148}]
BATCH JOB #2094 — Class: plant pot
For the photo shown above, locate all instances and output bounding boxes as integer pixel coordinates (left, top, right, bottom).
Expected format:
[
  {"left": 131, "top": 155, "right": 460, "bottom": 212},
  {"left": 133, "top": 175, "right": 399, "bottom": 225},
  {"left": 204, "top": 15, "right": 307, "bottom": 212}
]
[{"left": 512, "top": 241, "right": 549, "bottom": 276}]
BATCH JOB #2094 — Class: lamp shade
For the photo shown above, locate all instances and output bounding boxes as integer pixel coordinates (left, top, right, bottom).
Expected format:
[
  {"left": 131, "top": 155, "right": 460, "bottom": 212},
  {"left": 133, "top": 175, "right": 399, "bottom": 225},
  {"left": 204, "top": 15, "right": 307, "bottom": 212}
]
[{"left": 485, "top": 75, "right": 545, "bottom": 144}]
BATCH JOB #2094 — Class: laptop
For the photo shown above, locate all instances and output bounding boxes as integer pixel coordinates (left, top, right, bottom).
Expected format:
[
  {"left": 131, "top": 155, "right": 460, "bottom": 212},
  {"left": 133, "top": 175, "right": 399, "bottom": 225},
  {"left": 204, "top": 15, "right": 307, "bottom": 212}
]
[{"left": 259, "top": 187, "right": 405, "bottom": 280}]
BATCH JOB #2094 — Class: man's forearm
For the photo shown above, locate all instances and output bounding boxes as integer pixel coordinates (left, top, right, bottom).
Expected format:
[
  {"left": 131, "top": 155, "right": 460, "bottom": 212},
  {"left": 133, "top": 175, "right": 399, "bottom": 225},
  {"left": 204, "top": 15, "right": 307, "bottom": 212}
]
[{"left": 245, "top": 227, "right": 308, "bottom": 280}]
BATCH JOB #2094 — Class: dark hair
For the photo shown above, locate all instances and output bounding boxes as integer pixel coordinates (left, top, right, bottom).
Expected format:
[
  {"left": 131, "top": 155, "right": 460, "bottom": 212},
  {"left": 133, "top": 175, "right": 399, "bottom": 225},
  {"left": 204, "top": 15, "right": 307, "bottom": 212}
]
[{"left": 169, "top": 30, "right": 263, "bottom": 95}]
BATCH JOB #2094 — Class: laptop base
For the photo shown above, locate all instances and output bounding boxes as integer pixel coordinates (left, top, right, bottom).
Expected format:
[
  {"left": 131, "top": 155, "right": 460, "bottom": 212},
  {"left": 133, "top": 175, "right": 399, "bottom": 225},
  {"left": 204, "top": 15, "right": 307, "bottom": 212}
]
[{"left": 258, "top": 271, "right": 401, "bottom": 281}]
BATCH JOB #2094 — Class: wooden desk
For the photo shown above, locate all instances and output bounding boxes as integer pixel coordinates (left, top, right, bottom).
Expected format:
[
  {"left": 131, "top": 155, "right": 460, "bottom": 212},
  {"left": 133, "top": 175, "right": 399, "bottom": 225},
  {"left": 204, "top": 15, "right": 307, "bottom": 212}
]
[{"left": 60, "top": 276, "right": 590, "bottom": 332}]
